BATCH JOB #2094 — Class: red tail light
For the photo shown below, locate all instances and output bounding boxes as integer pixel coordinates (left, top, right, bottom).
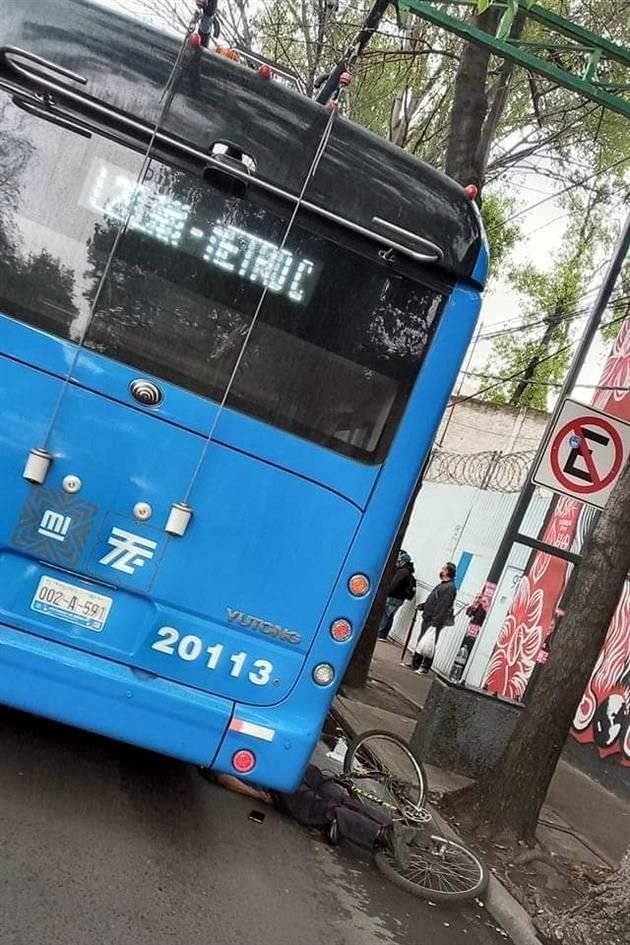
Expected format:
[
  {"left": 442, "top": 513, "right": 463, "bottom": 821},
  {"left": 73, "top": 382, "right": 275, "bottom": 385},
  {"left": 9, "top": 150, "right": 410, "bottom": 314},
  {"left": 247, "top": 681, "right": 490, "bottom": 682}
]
[
  {"left": 232, "top": 749, "right": 256, "bottom": 774},
  {"left": 348, "top": 574, "right": 370, "bottom": 597},
  {"left": 330, "top": 619, "right": 352, "bottom": 642}
]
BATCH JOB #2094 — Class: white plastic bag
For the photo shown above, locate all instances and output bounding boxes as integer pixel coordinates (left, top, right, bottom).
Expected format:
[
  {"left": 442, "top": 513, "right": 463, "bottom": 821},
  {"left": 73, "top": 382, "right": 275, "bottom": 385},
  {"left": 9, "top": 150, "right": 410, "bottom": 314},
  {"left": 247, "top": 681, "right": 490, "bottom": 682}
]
[{"left": 416, "top": 626, "right": 437, "bottom": 659}]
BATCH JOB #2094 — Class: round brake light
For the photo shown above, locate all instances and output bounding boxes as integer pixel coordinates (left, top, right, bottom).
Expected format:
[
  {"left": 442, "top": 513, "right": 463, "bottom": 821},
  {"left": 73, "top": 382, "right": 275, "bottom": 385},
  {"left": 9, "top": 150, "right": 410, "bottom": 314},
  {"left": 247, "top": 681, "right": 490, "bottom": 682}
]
[
  {"left": 330, "top": 619, "right": 352, "bottom": 642},
  {"left": 348, "top": 574, "right": 370, "bottom": 597},
  {"left": 232, "top": 749, "right": 256, "bottom": 774}
]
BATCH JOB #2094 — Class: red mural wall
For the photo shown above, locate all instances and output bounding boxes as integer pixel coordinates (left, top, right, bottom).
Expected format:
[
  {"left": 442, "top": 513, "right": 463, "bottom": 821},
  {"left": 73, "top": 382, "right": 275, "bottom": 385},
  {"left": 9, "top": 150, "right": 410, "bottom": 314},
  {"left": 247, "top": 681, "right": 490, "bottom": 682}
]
[{"left": 483, "top": 319, "right": 630, "bottom": 768}]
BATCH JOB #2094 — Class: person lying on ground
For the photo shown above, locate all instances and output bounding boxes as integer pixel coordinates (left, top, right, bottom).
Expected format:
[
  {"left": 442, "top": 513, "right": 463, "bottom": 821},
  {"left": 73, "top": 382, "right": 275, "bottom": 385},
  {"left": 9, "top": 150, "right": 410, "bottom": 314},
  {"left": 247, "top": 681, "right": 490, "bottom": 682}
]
[{"left": 200, "top": 763, "right": 414, "bottom": 866}]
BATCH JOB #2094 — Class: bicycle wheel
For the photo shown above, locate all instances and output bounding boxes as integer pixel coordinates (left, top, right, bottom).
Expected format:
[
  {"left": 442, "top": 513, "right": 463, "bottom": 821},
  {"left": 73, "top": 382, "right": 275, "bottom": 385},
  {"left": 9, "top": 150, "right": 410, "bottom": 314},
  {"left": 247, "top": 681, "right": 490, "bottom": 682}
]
[
  {"left": 374, "top": 834, "right": 488, "bottom": 902},
  {"left": 342, "top": 730, "right": 428, "bottom": 817}
]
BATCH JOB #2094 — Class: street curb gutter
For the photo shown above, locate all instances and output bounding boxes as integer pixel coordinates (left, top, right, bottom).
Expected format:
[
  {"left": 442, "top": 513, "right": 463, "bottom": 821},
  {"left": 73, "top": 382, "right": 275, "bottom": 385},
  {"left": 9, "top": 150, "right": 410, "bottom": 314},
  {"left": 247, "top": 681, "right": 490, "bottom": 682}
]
[{"left": 331, "top": 700, "right": 545, "bottom": 945}]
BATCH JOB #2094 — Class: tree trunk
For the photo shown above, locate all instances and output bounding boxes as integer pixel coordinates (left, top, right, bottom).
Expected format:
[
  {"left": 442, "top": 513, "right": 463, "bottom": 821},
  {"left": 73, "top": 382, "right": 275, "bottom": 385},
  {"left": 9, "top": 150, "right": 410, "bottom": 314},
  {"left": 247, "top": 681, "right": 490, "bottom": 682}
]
[
  {"left": 444, "top": 8, "right": 500, "bottom": 187},
  {"left": 537, "top": 847, "right": 630, "bottom": 945},
  {"left": 341, "top": 535, "right": 401, "bottom": 689},
  {"left": 478, "top": 456, "right": 630, "bottom": 842},
  {"left": 508, "top": 313, "right": 562, "bottom": 405},
  {"left": 474, "top": 12, "right": 526, "bottom": 175},
  {"left": 342, "top": 470, "right": 426, "bottom": 688}
]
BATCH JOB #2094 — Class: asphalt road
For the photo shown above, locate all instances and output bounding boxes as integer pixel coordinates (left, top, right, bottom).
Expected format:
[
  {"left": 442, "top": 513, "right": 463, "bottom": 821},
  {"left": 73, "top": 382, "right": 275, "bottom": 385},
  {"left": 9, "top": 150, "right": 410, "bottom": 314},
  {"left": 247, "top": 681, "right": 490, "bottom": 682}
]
[{"left": 0, "top": 708, "right": 511, "bottom": 945}]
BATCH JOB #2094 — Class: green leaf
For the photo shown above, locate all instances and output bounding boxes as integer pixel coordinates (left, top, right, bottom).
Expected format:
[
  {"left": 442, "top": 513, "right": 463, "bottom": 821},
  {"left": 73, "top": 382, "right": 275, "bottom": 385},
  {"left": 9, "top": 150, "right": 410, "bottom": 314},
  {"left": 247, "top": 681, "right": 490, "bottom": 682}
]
[
  {"left": 496, "top": 0, "right": 519, "bottom": 39},
  {"left": 476, "top": 0, "right": 491, "bottom": 14}
]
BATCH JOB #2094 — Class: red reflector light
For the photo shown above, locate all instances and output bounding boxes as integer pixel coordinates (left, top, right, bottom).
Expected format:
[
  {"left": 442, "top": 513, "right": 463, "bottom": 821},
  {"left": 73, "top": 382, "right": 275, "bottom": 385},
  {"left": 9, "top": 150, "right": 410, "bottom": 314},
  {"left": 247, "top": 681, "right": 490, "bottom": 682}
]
[
  {"left": 348, "top": 574, "right": 370, "bottom": 597},
  {"left": 189, "top": 32, "right": 201, "bottom": 48},
  {"left": 232, "top": 749, "right": 256, "bottom": 774},
  {"left": 330, "top": 619, "right": 353, "bottom": 642},
  {"left": 258, "top": 64, "right": 272, "bottom": 79},
  {"left": 464, "top": 183, "right": 479, "bottom": 200}
]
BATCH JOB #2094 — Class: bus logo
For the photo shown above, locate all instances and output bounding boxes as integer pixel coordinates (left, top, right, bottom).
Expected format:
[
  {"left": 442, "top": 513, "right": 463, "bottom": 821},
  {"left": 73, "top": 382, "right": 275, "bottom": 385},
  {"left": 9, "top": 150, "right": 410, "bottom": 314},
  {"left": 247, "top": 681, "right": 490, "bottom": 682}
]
[
  {"left": 99, "top": 527, "right": 157, "bottom": 575},
  {"left": 227, "top": 608, "right": 302, "bottom": 645},
  {"left": 38, "top": 510, "right": 72, "bottom": 542}
]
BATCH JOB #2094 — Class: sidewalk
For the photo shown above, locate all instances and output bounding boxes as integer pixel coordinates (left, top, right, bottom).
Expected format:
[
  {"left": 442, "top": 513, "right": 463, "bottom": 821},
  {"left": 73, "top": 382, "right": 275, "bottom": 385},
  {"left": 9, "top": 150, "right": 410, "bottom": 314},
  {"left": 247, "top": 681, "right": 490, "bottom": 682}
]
[{"left": 337, "top": 639, "right": 630, "bottom": 869}]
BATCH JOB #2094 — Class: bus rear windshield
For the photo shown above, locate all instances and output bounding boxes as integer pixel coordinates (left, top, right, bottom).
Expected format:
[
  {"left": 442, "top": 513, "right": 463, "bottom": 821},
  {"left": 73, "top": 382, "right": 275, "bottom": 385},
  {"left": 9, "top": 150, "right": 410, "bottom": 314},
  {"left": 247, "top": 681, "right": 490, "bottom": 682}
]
[{"left": 0, "top": 100, "right": 445, "bottom": 463}]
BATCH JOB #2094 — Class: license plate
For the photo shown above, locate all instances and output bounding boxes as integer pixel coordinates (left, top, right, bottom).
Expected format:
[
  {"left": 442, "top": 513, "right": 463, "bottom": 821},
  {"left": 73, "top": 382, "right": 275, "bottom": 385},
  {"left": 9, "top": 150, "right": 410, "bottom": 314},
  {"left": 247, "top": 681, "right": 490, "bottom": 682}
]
[{"left": 31, "top": 576, "right": 113, "bottom": 633}]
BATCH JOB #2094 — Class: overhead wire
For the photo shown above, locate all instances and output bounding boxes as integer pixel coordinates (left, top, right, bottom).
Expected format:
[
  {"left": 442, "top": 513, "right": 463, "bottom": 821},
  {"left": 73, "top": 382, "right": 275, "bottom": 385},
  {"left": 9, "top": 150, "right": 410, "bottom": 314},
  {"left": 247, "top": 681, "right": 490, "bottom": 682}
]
[
  {"left": 476, "top": 293, "right": 629, "bottom": 342},
  {"left": 487, "top": 154, "right": 629, "bottom": 234},
  {"left": 457, "top": 310, "right": 630, "bottom": 405},
  {"left": 462, "top": 370, "right": 630, "bottom": 393}
]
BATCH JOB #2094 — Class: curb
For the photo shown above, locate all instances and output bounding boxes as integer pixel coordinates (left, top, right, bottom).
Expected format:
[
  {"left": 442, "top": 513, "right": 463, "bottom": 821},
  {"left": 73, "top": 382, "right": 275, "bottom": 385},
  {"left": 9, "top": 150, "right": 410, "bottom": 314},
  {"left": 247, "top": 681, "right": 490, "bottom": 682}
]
[{"left": 331, "top": 699, "right": 545, "bottom": 945}]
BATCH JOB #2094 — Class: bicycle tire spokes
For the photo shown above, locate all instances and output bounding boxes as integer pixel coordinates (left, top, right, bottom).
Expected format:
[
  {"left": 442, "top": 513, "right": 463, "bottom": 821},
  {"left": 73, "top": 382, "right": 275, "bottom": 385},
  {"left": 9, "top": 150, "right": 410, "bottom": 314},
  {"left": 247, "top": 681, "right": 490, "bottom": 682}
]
[
  {"left": 395, "top": 839, "right": 483, "bottom": 894},
  {"left": 343, "top": 732, "right": 427, "bottom": 816}
]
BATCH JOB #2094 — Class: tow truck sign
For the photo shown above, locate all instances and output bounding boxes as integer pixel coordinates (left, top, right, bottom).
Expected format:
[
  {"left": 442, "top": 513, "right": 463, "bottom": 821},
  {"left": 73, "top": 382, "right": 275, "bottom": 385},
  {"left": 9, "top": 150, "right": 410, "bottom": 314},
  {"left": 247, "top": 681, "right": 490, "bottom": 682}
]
[{"left": 532, "top": 398, "right": 630, "bottom": 509}]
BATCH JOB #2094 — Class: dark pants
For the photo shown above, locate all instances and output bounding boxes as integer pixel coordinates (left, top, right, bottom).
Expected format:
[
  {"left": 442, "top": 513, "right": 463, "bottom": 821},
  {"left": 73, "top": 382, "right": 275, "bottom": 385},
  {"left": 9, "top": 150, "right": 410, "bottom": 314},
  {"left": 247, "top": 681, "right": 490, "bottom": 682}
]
[
  {"left": 272, "top": 765, "right": 390, "bottom": 850},
  {"left": 411, "top": 619, "right": 442, "bottom": 671},
  {"left": 377, "top": 597, "right": 404, "bottom": 640}
]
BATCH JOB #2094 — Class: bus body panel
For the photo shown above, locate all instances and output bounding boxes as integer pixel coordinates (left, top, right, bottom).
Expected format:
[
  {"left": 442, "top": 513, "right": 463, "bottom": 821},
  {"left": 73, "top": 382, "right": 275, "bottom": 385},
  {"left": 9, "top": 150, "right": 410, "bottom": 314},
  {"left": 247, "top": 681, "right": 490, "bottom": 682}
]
[
  {"left": 213, "top": 284, "right": 482, "bottom": 788},
  {"left": 0, "top": 282, "right": 480, "bottom": 788},
  {"left": 0, "top": 347, "right": 365, "bottom": 707},
  {"left": 0, "top": 0, "right": 487, "bottom": 789},
  {"left": 0, "top": 316, "right": 379, "bottom": 507},
  {"left": 0, "top": 622, "right": 233, "bottom": 764}
]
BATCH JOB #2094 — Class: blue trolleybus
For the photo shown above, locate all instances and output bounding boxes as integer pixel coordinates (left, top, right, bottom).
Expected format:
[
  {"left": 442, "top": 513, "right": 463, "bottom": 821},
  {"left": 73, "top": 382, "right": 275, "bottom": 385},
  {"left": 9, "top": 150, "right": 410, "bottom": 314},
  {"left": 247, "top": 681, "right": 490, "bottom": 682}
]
[{"left": 0, "top": 0, "right": 487, "bottom": 790}]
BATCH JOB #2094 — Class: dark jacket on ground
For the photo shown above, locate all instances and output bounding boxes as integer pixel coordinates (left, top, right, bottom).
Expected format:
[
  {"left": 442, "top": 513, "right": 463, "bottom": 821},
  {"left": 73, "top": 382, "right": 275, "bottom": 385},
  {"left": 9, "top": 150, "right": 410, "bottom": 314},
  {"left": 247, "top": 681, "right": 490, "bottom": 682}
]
[{"left": 421, "top": 579, "right": 456, "bottom": 629}]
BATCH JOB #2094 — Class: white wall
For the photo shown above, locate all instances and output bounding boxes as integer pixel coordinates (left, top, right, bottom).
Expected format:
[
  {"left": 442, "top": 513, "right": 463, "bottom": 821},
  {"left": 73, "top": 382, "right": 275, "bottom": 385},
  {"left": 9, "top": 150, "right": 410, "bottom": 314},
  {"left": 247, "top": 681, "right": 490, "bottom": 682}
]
[
  {"left": 437, "top": 398, "right": 549, "bottom": 454},
  {"left": 394, "top": 481, "right": 551, "bottom": 679}
]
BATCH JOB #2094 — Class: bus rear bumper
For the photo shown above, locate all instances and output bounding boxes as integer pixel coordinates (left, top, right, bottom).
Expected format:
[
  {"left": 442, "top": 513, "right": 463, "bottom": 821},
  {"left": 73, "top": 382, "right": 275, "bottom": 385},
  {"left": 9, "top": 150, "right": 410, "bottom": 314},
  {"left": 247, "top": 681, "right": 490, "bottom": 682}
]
[
  {"left": 0, "top": 622, "right": 233, "bottom": 764},
  {"left": 211, "top": 705, "right": 321, "bottom": 792}
]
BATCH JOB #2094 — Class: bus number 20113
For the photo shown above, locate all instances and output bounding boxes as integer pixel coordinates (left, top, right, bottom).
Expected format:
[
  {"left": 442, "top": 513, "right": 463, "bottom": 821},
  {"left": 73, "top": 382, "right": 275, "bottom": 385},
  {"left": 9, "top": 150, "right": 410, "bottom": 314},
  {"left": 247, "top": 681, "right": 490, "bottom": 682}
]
[{"left": 151, "top": 626, "right": 273, "bottom": 686}]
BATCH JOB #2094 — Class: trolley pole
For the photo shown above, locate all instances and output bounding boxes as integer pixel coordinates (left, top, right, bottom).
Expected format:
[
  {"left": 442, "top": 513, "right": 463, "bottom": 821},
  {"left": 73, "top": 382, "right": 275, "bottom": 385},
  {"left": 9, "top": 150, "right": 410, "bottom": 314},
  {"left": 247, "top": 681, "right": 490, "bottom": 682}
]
[
  {"left": 484, "top": 211, "right": 630, "bottom": 593},
  {"left": 316, "top": 0, "right": 392, "bottom": 104}
]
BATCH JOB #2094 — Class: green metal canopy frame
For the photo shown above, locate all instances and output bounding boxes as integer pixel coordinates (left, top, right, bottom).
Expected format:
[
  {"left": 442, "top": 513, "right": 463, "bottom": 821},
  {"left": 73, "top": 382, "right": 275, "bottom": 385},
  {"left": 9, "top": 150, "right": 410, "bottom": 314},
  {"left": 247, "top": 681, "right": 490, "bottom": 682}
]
[{"left": 398, "top": 0, "right": 630, "bottom": 118}]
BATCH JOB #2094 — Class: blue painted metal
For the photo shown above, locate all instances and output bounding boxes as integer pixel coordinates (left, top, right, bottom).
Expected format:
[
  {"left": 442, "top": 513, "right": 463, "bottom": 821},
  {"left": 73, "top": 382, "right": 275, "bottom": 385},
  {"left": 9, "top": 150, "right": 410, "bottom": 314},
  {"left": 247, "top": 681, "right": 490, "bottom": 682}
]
[
  {"left": 0, "top": 282, "right": 480, "bottom": 789},
  {"left": 0, "top": 0, "right": 486, "bottom": 791},
  {"left": 215, "top": 283, "right": 482, "bottom": 789},
  {"left": 0, "top": 316, "right": 378, "bottom": 508},
  {"left": 471, "top": 227, "right": 490, "bottom": 287},
  {"left": 0, "top": 622, "right": 232, "bottom": 764}
]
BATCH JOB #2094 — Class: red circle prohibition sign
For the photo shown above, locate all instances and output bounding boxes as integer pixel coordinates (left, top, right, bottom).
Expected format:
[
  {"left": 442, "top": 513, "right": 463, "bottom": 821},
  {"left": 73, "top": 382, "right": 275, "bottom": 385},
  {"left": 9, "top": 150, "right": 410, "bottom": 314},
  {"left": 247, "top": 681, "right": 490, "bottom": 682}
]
[{"left": 550, "top": 415, "right": 624, "bottom": 495}]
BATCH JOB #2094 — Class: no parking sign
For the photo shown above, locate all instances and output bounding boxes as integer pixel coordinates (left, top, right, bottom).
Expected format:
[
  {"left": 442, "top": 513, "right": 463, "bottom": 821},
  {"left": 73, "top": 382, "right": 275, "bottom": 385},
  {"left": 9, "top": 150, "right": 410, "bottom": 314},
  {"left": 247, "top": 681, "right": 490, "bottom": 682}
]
[{"left": 532, "top": 399, "right": 630, "bottom": 510}]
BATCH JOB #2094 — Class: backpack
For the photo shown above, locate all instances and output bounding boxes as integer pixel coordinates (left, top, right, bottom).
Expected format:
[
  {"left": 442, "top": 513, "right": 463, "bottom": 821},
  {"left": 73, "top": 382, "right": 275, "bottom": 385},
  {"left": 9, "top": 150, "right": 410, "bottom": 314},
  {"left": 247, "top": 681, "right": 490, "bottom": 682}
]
[{"left": 403, "top": 574, "right": 416, "bottom": 600}]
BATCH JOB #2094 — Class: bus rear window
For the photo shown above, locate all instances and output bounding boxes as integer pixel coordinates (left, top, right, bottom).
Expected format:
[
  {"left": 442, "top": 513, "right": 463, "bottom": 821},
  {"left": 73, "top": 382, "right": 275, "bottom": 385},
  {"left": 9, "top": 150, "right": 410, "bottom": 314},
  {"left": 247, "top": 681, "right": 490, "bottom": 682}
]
[{"left": 0, "top": 102, "right": 445, "bottom": 462}]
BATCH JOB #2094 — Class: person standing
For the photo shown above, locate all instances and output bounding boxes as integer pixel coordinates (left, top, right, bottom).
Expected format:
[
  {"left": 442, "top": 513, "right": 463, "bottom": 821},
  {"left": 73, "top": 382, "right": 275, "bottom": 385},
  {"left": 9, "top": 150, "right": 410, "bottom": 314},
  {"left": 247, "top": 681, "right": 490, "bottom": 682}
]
[
  {"left": 377, "top": 551, "right": 416, "bottom": 641},
  {"left": 412, "top": 562, "right": 457, "bottom": 673}
]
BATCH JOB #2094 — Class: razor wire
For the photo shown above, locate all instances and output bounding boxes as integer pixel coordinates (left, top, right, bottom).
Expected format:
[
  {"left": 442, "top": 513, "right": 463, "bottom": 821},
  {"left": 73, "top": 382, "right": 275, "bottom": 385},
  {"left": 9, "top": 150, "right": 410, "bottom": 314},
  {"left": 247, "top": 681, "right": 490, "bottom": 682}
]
[{"left": 424, "top": 449, "right": 538, "bottom": 492}]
